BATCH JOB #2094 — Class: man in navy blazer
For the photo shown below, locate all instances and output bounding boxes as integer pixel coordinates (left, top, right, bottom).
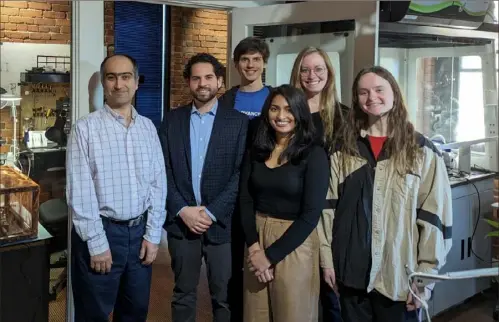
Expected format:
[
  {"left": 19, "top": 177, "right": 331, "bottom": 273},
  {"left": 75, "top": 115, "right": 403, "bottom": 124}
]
[{"left": 159, "top": 53, "right": 248, "bottom": 322}]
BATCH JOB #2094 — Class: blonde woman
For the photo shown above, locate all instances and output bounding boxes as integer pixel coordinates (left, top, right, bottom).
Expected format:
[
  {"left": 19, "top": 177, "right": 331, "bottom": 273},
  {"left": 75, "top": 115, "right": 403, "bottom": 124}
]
[
  {"left": 290, "top": 46, "right": 348, "bottom": 153},
  {"left": 318, "top": 66, "right": 452, "bottom": 322},
  {"left": 290, "top": 46, "right": 347, "bottom": 321}
]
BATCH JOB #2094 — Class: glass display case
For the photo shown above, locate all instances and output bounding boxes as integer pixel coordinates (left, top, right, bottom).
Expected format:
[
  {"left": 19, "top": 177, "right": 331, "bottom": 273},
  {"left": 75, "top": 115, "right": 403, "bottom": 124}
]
[{"left": 0, "top": 165, "right": 40, "bottom": 245}]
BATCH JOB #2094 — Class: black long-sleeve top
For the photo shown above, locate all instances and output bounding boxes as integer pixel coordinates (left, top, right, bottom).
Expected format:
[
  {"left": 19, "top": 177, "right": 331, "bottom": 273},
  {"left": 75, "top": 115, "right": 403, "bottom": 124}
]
[
  {"left": 239, "top": 145, "right": 329, "bottom": 265},
  {"left": 311, "top": 102, "right": 350, "bottom": 152}
]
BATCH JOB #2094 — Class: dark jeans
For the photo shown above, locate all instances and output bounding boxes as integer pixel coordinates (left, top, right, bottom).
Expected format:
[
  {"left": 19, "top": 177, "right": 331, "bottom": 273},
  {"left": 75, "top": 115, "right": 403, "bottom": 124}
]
[
  {"left": 320, "top": 276, "right": 342, "bottom": 322},
  {"left": 339, "top": 284, "right": 408, "bottom": 322},
  {"left": 71, "top": 217, "right": 152, "bottom": 322},
  {"left": 168, "top": 235, "right": 232, "bottom": 322}
]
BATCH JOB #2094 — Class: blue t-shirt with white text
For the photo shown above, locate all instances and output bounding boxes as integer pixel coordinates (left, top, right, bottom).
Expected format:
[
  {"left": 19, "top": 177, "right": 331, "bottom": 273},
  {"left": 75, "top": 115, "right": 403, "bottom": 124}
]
[{"left": 234, "top": 86, "right": 270, "bottom": 119}]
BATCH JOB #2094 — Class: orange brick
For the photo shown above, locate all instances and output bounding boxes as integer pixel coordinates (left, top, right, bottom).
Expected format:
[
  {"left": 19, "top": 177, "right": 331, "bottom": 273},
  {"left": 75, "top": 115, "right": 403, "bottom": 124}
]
[
  {"left": 16, "top": 23, "right": 27, "bottom": 31},
  {"left": 19, "top": 8, "right": 43, "bottom": 17},
  {"left": 51, "top": 3, "right": 69, "bottom": 12},
  {"left": 59, "top": 25, "right": 70, "bottom": 33},
  {"left": 28, "top": 31, "right": 50, "bottom": 40},
  {"left": 28, "top": 1, "right": 51, "bottom": 10},
  {"left": 1, "top": 7, "right": 20, "bottom": 15},
  {"left": 8, "top": 16, "right": 33, "bottom": 24},
  {"left": 4, "top": 22, "right": 17, "bottom": 30},
  {"left": 26, "top": 24, "right": 38, "bottom": 31},
  {"left": 50, "top": 32, "right": 68, "bottom": 41},
  {"left": 55, "top": 18, "right": 69, "bottom": 26},
  {"left": 2, "top": 1, "right": 27, "bottom": 9},
  {"left": 38, "top": 25, "right": 50, "bottom": 32},
  {"left": 42, "top": 10, "right": 65, "bottom": 19},
  {"left": 5, "top": 30, "right": 28, "bottom": 39},
  {"left": 34, "top": 17, "right": 55, "bottom": 25}
]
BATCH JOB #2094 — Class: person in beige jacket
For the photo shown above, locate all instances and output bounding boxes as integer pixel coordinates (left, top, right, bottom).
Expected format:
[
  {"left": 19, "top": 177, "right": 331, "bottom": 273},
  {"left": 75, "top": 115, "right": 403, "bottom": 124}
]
[{"left": 318, "top": 66, "right": 453, "bottom": 322}]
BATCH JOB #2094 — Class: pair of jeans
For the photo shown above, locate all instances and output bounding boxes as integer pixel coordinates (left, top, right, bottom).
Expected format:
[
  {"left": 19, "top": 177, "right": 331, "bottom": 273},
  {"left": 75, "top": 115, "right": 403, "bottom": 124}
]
[{"left": 71, "top": 217, "right": 152, "bottom": 322}]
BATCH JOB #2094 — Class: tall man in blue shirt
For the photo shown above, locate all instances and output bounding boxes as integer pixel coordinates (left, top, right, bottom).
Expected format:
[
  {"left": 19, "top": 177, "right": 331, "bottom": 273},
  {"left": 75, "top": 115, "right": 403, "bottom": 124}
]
[
  {"left": 160, "top": 53, "right": 248, "bottom": 322},
  {"left": 219, "top": 36, "right": 271, "bottom": 125},
  {"left": 218, "top": 36, "right": 272, "bottom": 321}
]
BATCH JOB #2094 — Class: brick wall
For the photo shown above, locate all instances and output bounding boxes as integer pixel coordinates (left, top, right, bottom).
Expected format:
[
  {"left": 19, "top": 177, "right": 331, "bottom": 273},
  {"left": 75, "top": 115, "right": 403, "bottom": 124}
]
[
  {"left": 104, "top": 1, "right": 114, "bottom": 48},
  {"left": 169, "top": 6, "right": 228, "bottom": 108},
  {"left": 0, "top": 109, "right": 18, "bottom": 154},
  {"left": 0, "top": 1, "right": 115, "bottom": 153},
  {"left": 0, "top": 1, "right": 115, "bottom": 45},
  {"left": 0, "top": 0, "right": 71, "bottom": 44},
  {"left": 0, "top": 3, "right": 229, "bottom": 147}
]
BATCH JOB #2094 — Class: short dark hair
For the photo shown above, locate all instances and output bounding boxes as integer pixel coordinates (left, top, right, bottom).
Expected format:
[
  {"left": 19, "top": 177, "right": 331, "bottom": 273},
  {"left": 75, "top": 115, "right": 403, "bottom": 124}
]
[
  {"left": 233, "top": 37, "right": 270, "bottom": 63},
  {"left": 183, "top": 53, "right": 225, "bottom": 79},
  {"left": 100, "top": 54, "right": 139, "bottom": 81},
  {"left": 252, "top": 84, "right": 316, "bottom": 164}
]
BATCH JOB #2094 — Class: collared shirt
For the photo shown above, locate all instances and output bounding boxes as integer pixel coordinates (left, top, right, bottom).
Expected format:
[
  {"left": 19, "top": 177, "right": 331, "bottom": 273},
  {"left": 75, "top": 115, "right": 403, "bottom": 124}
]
[
  {"left": 189, "top": 101, "right": 218, "bottom": 221},
  {"left": 66, "top": 104, "right": 167, "bottom": 256}
]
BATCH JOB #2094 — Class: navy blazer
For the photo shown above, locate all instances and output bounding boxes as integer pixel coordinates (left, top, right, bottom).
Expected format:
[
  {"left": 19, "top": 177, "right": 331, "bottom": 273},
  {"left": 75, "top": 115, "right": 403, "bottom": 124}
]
[{"left": 159, "top": 101, "right": 249, "bottom": 244}]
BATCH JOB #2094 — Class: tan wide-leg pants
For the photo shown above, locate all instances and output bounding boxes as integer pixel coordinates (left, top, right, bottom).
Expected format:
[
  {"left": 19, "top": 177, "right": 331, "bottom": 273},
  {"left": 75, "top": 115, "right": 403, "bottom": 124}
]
[{"left": 243, "top": 213, "right": 320, "bottom": 322}]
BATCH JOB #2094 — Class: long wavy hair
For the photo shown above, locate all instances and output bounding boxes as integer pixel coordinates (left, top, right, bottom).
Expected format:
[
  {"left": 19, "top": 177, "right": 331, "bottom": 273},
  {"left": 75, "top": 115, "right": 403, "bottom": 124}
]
[
  {"left": 252, "top": 84, "right": 315, "bottom": 164},
  {"left": 290, "top": 47, "right": 343, "bottom": 147},
  {"left": 338, "top": 66, "right": 421, "bottom": 175}
]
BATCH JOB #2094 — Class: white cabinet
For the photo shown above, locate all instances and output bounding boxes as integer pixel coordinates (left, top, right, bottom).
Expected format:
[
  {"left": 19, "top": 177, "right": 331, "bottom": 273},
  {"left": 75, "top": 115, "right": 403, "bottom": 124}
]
[
  {"left": 470, "top": 188, "right": 495, "bottom": 294},
  {"left": 432, "top": 195, "right": 474, "bottom": 316},
  {"left": 431, "top": 177, "right": 495, "bottom": 317}
]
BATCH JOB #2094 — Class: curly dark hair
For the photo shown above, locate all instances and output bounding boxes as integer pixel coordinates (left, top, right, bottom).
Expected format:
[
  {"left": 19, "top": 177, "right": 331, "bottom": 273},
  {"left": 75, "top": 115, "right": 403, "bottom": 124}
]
[{"left": 183, "top": 53, "right": 225, "bottom": 79}]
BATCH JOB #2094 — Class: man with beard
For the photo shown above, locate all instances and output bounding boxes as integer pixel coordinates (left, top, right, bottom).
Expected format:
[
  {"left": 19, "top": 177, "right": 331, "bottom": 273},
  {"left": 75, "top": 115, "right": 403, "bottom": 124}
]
[{"left": 159, "top": 53, "right": 249, "bottom": 322}]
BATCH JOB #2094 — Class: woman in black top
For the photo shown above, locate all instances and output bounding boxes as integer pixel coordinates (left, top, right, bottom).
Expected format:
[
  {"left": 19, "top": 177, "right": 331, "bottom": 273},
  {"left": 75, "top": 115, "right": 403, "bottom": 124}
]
[
  {"left": 290, "top": 46, "right": 347, "bottom": 321},
  {"left": 239, "top": 84, "right": 329, "bottom": 322}
]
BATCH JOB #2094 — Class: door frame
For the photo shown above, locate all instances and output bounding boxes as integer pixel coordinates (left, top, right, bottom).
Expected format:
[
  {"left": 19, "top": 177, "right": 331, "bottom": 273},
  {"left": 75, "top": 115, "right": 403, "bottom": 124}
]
[{"left": 226, "top": 1, "right": 380, "bottom": 104}]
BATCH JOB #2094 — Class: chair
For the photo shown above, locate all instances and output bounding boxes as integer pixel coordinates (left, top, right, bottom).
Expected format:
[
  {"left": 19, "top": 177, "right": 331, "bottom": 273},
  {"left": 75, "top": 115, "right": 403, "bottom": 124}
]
[{"left": 39, "top": 197, "right": 69, "bottom": 301}]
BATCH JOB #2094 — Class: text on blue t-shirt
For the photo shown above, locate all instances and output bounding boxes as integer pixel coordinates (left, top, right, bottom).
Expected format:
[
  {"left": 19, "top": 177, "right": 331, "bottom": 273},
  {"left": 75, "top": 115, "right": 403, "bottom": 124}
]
[{"left": 234, "top": 86, "right": 270, "bottom": 119}]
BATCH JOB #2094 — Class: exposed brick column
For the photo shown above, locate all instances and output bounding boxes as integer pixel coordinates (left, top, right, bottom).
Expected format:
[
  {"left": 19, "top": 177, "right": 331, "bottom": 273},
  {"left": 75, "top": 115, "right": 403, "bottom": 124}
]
[
  {"left": 0, "top": 0, "right": 71, "bottom": 44},
  {"left": 104, "top": 0, "right": 114, "bottom": 52},
  {"left": 169, "top": 6, "right": 228, "bottom": 108}
]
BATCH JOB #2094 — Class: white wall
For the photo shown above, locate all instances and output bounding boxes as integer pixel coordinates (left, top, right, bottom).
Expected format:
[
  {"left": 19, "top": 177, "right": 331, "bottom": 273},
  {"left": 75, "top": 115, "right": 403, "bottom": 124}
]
[
  {"left": 0, "top": 43, "right": 70, "bottom": 97},
  {"left": 67, "top": 2, "right": 105, "bottom": 321},
  {"left": 140, "top": 0, "right": 278, "bottom": 8},
  {"left": 379, "top": 47, "right": 410, "bottom": 118},
  {"left": 70, "top": 0, "right": 105, "bottom": 121}
]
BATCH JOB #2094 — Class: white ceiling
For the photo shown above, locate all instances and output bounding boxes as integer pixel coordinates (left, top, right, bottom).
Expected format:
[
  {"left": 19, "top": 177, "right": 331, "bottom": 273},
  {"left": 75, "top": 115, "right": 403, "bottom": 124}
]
[{"left": 136, "top": 0, "right": 283, "bottom": 9}]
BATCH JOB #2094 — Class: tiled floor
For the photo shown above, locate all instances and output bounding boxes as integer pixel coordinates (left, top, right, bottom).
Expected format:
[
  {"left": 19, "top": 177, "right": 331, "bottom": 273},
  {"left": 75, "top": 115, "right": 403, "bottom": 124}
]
[{"left": 49, "top": 231, "right": 498, "bottom": 322}]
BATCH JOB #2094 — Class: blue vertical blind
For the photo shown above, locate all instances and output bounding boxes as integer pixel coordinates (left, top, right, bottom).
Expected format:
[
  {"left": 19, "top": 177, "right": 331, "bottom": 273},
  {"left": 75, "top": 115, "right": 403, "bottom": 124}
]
[{"left": 114, "top": 2, "right": 166, "bottom": 127}]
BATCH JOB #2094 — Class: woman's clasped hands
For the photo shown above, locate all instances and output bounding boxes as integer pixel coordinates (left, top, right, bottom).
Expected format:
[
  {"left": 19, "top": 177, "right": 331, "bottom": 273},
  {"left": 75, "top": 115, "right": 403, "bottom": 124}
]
[{"left": 247, "top": 243, "right": 274, "bottom": 283}]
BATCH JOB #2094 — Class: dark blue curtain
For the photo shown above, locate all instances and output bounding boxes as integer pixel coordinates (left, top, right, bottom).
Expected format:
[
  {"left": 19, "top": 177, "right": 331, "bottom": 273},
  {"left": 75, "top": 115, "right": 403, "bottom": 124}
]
[{"left": 114, "top": 2, "right": 168, "bottom": 127}]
